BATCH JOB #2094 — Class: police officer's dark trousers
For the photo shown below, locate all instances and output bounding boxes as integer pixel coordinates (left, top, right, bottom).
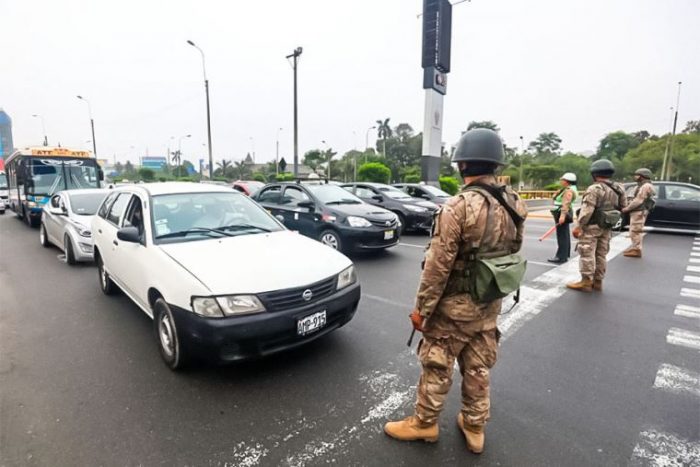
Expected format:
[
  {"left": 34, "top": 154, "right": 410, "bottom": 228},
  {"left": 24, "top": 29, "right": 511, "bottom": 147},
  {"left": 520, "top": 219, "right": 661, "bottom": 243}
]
[{"left": 555, "top": 221, "right": 571, "bottom": 260}]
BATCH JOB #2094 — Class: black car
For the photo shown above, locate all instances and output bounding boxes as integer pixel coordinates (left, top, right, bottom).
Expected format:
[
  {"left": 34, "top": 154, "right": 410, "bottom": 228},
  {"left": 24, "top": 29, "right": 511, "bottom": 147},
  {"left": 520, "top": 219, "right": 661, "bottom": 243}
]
[
  {"left": 252, "top": 182, "right": 400, "bottom": 252},
  {"left": 621, "top": 181, "right": 700, "bottom": 230},
  {"left": 393, "top": 183, "right": 452, "bottom": 205},
  {"left": 341, "top": 182, "right": 438, "bottom": 233}
]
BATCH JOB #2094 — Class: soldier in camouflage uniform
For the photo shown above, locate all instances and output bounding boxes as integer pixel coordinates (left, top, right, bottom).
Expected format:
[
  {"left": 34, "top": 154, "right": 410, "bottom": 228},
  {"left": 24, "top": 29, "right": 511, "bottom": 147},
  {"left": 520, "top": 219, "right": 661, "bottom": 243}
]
[
  {"left": 621, "top": 168, "right": 656, "bottom": 258},
  {"left": 384, "top": 129, "right": 528, "bottom": 454},
  {"left": 567, "top": 159, "right": 628, "bottom": 292}
]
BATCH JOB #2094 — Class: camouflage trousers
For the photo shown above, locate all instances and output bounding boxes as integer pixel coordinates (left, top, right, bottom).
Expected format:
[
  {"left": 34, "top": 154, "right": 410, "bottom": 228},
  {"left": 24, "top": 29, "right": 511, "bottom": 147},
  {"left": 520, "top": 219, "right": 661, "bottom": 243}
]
[
  {"left": 414, "top": 309, "right": 500, "bottom": 427},
  {"left": 629, "top": 211, "right": 648, "bottom": 250},
  {"left": 577, "top": 225, "right": 611, "bottom": 281}
]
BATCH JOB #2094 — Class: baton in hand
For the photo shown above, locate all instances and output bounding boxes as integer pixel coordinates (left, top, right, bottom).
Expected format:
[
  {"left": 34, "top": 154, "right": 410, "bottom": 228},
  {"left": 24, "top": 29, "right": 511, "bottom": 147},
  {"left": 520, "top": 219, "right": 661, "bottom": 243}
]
[
  {"left": 538, "top": 225, "right": 557, "bottom": 242},
  {"left": 407, "top": 329, "right": 417, "bottom": 347}
]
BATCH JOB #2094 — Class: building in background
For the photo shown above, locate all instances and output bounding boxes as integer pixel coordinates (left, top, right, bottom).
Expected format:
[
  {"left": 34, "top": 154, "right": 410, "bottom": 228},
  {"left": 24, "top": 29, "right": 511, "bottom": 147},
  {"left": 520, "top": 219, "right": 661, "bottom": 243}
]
[
  {"left": 141, "top": 156, "right": 167, "bottom": 171},
  {"left": 0, "top": 109, "right": 14, "bottom": 171}
]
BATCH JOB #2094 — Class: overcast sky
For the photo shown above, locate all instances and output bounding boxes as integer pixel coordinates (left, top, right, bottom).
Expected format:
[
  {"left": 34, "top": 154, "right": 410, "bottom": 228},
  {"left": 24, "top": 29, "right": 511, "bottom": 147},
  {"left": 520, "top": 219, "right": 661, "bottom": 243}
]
[{"left": 1, "top": 0, "right": 698, "bottom": 165}]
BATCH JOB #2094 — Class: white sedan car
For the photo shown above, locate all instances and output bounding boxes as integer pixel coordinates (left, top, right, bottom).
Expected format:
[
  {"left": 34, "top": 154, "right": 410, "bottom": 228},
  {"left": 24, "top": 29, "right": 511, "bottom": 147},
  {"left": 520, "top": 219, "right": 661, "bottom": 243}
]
[{"left": 92, "top": 182, "right": 360, "bottom": 370}]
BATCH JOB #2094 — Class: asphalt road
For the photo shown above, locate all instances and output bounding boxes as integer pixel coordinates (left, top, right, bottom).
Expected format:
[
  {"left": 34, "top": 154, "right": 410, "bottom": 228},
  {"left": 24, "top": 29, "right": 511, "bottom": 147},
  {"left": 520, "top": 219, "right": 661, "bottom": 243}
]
[{"left": 1, "top": 211, "right": 698, "bottom": 466}]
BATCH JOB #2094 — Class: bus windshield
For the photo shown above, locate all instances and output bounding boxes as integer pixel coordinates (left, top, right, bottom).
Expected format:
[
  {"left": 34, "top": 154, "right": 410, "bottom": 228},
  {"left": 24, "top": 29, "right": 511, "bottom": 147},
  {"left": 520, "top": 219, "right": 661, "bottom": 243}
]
[
  {"left": 0, "top": 173, "right": 7, "bottom": 189},
  {"left": 27, "top": 158, "right": 100, "bottom": 195}
]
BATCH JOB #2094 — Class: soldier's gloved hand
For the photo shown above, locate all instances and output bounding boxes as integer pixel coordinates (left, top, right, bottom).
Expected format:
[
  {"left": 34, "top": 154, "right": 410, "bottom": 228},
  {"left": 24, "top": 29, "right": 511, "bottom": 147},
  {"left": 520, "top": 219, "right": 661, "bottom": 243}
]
[
  {"left": 572, "top": 226, "right": 582, "bottom": 239},
  {"left": 409, "top": 309, "right": 424, "bottom": 332}
]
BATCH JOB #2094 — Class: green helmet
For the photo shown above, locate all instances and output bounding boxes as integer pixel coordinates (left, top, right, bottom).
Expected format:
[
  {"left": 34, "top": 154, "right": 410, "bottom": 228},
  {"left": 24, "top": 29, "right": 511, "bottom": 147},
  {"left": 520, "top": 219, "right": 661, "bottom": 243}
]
[
  {"left": 634, "top": 168, "right": 652, "bottom": 179},
  {"left": 452, "top": 128, "right": 505, "bottom": 165},
  {"left": 590, "top": 158, "right": 615, "bottom": 176}
]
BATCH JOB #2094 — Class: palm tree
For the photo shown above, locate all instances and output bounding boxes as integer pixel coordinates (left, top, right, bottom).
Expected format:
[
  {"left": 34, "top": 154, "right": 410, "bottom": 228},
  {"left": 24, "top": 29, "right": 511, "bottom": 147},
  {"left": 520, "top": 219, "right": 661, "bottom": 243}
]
[
  {"left": 234, "top": 160, "right": 251, "bottom": 180},
  {"left": 171, "top": 150, "right": 182, "bottom": 177},
  {"left": 216, "top": 159, "right": 232, "bottom": 178},
  {"left": 376, "top": 118, "right": 392, "bottom": 157}
]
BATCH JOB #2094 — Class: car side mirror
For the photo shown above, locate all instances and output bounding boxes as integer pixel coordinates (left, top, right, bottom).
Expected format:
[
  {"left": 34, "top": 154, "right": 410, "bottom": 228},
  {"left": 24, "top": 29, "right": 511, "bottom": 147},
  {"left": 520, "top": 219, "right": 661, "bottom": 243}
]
[
  {"left": 98, "top": 170, "right": 105, "bottom": 181},
  {"left": 372, "top": 195, "right": 383, "bottom": 202},
  {"left": 48, "top": 206, "right": 65, "bottom": 216},
  {"left": 274, "top": 215, "right": 285, "bottom": 224},
  {"left": 117, "top": 226, "right": 141, "bottom": 243},
  {"left": 297, "top": 200, "right": 315, "bottom": 210}
]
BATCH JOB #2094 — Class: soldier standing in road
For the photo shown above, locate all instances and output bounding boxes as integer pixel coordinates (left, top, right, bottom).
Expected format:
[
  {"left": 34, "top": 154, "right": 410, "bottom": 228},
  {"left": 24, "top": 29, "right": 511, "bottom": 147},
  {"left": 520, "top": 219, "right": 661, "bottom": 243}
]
[
  {"left": 567, "top": 159, "right": 628, "bottom": 292},
  {"left": 384, "top": 129, "right": 528, "bottom": 454},
  {"left": 621, "top": 168, "right": 656, "bottom": 258},
  {"left": 548, "top": 172, "right": 578, "bottom": 264}
]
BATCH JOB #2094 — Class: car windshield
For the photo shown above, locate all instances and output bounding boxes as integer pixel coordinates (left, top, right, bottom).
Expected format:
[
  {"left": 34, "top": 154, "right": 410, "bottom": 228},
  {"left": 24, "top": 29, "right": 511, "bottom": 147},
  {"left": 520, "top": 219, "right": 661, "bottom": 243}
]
[
  {"left": 152, "top": 191, "right": 284, "bottom": 243},
  {"left": 69, "top": 192, "right": 108, "bottom": 216},
  {"left": 422, "top": 185, "right": 451, "bottom": 198},
  {"left": 307, "top": 185, "right": 363, "bottom": 204},
  {"left": 0, "top": 173, "right": 7, "bottom": 189},
  {"left": 27, "top": 158, "right": 100, "bottom": 195},
  {"left": 378, "top": 186, "right": 412, "bottom": 200}
]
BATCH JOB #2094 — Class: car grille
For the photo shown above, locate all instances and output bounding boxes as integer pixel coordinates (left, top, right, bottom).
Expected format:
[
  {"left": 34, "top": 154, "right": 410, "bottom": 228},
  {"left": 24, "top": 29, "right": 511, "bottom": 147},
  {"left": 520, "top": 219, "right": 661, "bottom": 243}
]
[
  {"left": 258, "top": 276, "right": 337, "bottom": 311},
  {"left": 369, "top": 218, "right": 398, "bottom": 229}
]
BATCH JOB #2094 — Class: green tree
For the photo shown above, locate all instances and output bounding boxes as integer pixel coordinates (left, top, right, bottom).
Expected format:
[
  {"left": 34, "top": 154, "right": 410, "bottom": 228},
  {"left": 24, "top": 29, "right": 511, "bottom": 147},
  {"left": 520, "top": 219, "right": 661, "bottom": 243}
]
[
  {"left": 252, "top": 172, "right": 266, "bottom": 183},
  {"left": 138, "top": 167, "right": 155, "bottom": 181},
  {"left": 376, "top": 118, "right": 392, "bottom": 157},
  {"left": 525, "top": 165, "right": 560, "bottom": 188},
  {"left": 124, "top": 161, "right": 135, "bottom": 176},
  {"left": 466, "top": 120, "right": 500, "bottom": 132},
  {"left": 114, "top": 162, "right": 123, "bottom": 174},
  {"left": 216, "top": 159, "right": 232, "bottom": 178},
  {"left": 595, "top": 131, "right": 640, "bottom": 164},
  {"left": 358, "top": 162, "right": 391, "bottom": 183},
  {"left": 683, "top": 120, "right": 700, "bottom": 134},
  {"left": 303, "top": 149, "right": 324, "bottom": 171},
  {"left": 623, "top": 133, "right": 700, "bottom": 182},
  {"left": 529, "top": 132, "right": 562, "bottom": 161},
  {"left": 439, "top": 176, "right": 460, "bottom": 195}
]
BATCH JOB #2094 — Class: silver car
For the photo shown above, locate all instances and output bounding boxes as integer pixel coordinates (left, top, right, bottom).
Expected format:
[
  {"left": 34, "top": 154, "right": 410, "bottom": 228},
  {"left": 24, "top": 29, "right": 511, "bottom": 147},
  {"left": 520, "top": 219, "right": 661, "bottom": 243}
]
[{"left": 40, "top": 189, "right": 110, "bottom": 264}]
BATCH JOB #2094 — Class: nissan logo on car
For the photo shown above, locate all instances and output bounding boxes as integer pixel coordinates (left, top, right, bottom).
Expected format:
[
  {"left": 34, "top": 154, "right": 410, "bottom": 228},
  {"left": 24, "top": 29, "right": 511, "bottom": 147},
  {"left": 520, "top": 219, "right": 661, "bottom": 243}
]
[{"left": 302, "top": 289, "right": 313, "bottom": 301}]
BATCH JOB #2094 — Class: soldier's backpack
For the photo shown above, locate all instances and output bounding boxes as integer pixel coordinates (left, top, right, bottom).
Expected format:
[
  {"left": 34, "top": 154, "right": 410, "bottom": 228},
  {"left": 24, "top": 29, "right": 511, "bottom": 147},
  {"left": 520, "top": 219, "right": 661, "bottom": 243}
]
[
  {"left": 632, "top": 182, "right": 657, "bottom": 211},
  {"left": 591, "top": 181, "right": 624, "bottom": 229},
  {"left": 460, "top": 183, "right": 527, "bottom": 304}
]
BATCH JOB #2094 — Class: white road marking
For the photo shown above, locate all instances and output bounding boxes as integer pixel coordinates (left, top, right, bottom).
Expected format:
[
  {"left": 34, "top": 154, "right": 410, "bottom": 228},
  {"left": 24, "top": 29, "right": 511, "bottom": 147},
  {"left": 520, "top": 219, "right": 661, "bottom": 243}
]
[
  {"left": 666, "top": 327, "right": 700, "bottom": 351},
  {"left": 498, "top": 234, "right": 630, "bottom": 341},
  {"left": 689, "top": 258, "right": 700, "bottom": 264},
  {"left": 397, "top": 242, "right": 425, "bottom": 249},
  {"left": 631, "top": 429, "right": 700, "bottom": 466},
  {"left": 687, "top": 266, "right": 700, "bottom": 273},
  {"left": 681, "top": 288, "right": 700, "bottom": 299},
  {"left": 692, "top": 252, "right": 700, "bottom": 257},
  {"left": 675, "top": 304, "right": 700, "bottom": 320},
  {"left": 683, "top": 275, "right": 700, "bottom": 284},
  {"left": 652, "top": 364, "right": 700, "bottom": 397}
]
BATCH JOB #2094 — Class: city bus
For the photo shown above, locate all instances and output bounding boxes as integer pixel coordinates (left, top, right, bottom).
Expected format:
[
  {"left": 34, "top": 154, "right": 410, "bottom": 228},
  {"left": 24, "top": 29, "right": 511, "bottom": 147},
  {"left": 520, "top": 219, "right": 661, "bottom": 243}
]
[{"left": 4, "top": 147, "right": 103, "bottom": 227}]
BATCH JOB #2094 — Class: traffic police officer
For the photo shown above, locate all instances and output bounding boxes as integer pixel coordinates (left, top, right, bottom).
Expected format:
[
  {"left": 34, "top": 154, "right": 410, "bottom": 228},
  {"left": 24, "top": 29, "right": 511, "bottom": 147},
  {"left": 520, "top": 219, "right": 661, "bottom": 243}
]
[
  {"left": 567, "top": 159, "right": 628, "bottom": 292},
  {"left": 384, "top": 129, "right": 528, "bottom": 454},
  {"left": 622, "top": 168, "right": 656, "bottom": 258}
]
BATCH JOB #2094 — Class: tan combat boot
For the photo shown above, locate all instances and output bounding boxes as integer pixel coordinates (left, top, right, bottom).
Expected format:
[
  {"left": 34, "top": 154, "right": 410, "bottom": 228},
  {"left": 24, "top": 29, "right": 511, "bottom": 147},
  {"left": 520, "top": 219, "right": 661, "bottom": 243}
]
[
  {"left": 457, "top": 413, "right": 485, "bottom": 454},
  {"left": 593, "top": 280, "right": 603, "bottom": 291},
  {"left": 623, "top": 248, "right": 642, "bottom": 258},
  {"left": 384, "top": 416, "right": 439, "bottom": 443},
  {"left": 566, "top": 278, "right": 593, "bottom": 292}
]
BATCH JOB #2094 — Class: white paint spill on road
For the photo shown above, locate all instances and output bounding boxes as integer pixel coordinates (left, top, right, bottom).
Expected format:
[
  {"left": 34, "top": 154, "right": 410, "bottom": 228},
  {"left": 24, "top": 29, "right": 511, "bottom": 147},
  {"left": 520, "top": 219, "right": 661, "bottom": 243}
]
[
  {"left": 683, "top": 275, "right": 700, "bottom": 284},
  {"left": 681, "top": 288, "right": 700, "bottom": 299},
  {"left": 630, "top": 429, "right": 700, "bottom": 466},
  {"left": 361, "top": 390, "right": 412, "bottom": 424},
  {"left": 666, "top": 328, "right": 700, "bottom": 351},
  {"left": 687, "top": 266, "right": 700, "bottom": 273},
  {"left": 652, "top": 364, "right": 700, "bottom": 397},
  {"left": 674, "top": 304, "right": 700, "bottom": 320},
  {"left": 498, "top": 234, "right": 629, "bottom": 341},
  {"left": 223, "top": 442, "right": 269, "bottom": 467}
]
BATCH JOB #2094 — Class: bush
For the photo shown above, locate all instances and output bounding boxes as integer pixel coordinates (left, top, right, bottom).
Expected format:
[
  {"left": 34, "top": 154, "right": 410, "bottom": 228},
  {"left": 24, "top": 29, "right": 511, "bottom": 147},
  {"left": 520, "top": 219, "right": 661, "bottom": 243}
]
[
  {"left": 177, "top": 176, "right": 195, "bottom": 182},
  {"left": 403, "top": 174, "right": 421, "bottom": 183},
  {"left": 158, "top": 177, "right": 168, "bottom": 182},
  {"left": 138, "top": 167, "right": 155, "bottom": 182},
  {"left": 275, "top": 173, "right": 295, "bottom": 182},
  {"left": 358, "top": 162, "right": 391, "bottom": 184},
  {"left": 543, "top": 183, "right": 561, "bottom": 191},
  {"left": 439, "top": 176, "right": 460, "bottom": 195},
  {"left": 252, "top": 172, "right": 267, "bottom": 183}
]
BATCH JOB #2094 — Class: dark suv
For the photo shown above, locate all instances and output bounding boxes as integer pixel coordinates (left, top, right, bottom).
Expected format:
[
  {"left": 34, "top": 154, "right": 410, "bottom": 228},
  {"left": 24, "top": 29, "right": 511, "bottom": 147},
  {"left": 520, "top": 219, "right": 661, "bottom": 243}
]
[
  {"left": 341, "top": 182, "right": 438, "bottom": 233},
  {"left": 252, "top": 182, "right": 400, "bottom": 253},
  {"left": 621, "top": 181, "right": 700, "bottom": 230}
]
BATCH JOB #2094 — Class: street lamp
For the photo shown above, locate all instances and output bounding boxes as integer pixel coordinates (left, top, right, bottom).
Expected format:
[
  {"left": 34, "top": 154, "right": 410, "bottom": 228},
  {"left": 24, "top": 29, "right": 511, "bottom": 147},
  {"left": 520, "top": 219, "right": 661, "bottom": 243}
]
[
  {"left": 76, "top": 95, "right": 97, "bottom": 157},
  {"left": 32, "top": 114, "right": 48, "bottom": 146},
  {"left": 187, "top": 40, "right": 213, "bottom": 180},
  {"left": 519, "top": 135, "right": 525, "bottom": 190},
  {"left": 276, "top": 127, "right": 283, "bottom": 175},
  {"left": 321, "top": 140, "right": 330, "bottom": 180},
  {"left": 286, "top": 46, "right": 303, "bottom": 178},
  {"left": 365, "top": 125, "right": 376, "bottom": 163},
  {"left": 666, "top": 81, "right": 683, "bottom": 181}
]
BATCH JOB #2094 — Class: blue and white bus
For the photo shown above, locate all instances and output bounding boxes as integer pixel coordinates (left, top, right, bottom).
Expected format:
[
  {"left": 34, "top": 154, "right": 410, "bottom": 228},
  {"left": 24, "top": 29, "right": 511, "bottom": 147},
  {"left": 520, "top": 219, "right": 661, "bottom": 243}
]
[{"left": 5, "top": 147, "right": 103, "bottom": 227}]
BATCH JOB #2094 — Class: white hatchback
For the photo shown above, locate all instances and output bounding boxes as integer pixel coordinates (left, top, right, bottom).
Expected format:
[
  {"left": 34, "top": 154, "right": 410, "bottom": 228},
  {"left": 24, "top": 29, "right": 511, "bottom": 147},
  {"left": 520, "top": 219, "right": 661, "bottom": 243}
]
[{"left": 92, "top": 182, "right": 360, "bottom": 370}]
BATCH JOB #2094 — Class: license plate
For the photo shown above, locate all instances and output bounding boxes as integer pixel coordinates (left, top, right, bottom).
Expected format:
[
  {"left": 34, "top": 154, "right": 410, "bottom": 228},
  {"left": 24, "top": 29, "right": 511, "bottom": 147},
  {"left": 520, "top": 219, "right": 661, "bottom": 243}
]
[
  {"left": 384, "top": 230, "right": 395, "bottom": 240},
  {"left": 297, "top": 311, "right": 327, "bottom": 336}
]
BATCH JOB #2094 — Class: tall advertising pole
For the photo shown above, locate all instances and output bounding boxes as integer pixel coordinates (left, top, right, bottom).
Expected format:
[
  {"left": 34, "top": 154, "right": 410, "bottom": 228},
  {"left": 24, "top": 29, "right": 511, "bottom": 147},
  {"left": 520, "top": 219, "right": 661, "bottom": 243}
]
[{"left": 421, "top": 0, "right": 452, "bottom": 186}]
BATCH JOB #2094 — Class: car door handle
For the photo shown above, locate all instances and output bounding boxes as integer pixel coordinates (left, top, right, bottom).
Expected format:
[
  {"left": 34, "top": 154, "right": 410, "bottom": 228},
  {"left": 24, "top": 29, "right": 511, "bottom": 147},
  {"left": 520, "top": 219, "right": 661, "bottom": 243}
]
[
  {"left": 113, "top": 240, "right": 118, "bottom": 246},
  {"left": 98, "top": 229, "right": 102, "bottom": 234}
]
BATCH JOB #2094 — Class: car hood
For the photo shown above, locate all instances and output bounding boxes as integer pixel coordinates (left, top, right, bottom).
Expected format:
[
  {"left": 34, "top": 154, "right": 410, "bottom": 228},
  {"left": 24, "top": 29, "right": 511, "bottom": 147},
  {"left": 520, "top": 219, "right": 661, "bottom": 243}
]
[
  {"left": 328, "top": 203, "right": 395, "bottom": 221},
  {"left": 402, "top": 199, "right": 439, "bottom": 210},
  {"left": 158, "top": 230, "right": 352, "bottom": 294},
  {"left": 70, "top": 214, "right": 95, "bottom": 230}
]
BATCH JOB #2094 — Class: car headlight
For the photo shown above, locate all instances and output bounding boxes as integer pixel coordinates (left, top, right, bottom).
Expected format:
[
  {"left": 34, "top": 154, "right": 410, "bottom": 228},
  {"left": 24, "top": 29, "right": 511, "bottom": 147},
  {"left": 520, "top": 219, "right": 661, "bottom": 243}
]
[
  {"left": 69, "top": 221, "right": 91, "bottom": 237},
  {"left": 337, "top": 266, "right": 357, "bottom": 290},
  {"left": 217, "top": 295, "right": 266, "bottom": 316},
  {"left": 347, "top": 216, "right": 372, "bottom": 228},
  {"left": 405, "top": 205, "right": 428, "bottom": 213},
  {"left": 27, "top": 201, "right": 37, "bottom": 208},
  {"left": 191, "top": 297, "right": 225, "bottom": 317}
]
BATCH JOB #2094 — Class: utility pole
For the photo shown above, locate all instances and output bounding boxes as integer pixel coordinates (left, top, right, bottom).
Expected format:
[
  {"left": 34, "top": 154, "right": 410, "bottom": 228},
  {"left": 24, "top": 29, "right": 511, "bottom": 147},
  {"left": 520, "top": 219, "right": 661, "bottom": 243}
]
[
  {"left": 276, "top": 127, "right": 283, "bottom": 175},
  {"left": 660, "top": 106, "right": 674, "bottom": 181},
  {"left": 32, "top": 114, "right": 48, "bottom": 146},
  {"left": 666, "top": 81, "right": 682, "bottom": 181},
  {"left": 187, "top": 40, "right": 213, "bottom": 180},
  {"left": 519, "top": 136, "right": 525, "bottom": 190},
  {"left": 77, "top": 96, "right": 97, "bottom": 157},
  {"left": 286, "top": 47, "right": 303, "bottom": 178}
]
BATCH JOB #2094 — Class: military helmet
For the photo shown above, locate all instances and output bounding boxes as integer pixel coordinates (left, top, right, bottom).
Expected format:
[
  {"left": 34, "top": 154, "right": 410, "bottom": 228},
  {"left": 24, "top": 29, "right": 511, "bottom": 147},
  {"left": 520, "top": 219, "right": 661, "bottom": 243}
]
[
  {"left": 561, "top": 172, "right": 577, "bottom": 183},
  {"left": 452, "top": 128, "right": 505, "bottom": 165},
  {"left": 634, "top": 168, "right": 653, "bottom": 179},
  {"left": 590, "top": 158, "right": 615, "bottom": 176}
]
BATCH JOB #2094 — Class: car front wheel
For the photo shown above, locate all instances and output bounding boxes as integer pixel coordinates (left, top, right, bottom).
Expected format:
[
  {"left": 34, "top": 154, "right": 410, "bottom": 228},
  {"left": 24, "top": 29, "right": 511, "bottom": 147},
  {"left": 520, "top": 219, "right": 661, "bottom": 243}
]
[
  {"left": 154, "top": 298, "right": 189, "bottom": 370},
  {"left": 320, "top": 229, "right": 342, "bottom": 251},
  {"left": 64, "top": 235, "right": 77, "bottom": 265},
  {"left": 40, "top": 224, "right": 51, "bottom": 247},
  {"left": 96, "top": 254, "right": 117, "bottom": 295}
]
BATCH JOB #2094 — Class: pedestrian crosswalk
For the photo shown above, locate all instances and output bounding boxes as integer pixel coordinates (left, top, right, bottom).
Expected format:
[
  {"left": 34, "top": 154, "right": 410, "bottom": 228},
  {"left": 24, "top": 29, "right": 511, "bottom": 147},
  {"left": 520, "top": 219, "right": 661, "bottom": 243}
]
[{"left": 630, "top": 235, "right": 700, "bottom": 466}]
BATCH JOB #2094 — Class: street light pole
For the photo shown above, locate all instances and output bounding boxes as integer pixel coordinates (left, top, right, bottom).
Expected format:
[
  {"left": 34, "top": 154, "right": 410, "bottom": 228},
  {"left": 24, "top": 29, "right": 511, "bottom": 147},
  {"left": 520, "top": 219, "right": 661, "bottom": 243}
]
[
  {"left": 519, "top": 136, "right": 525, "bottom": 190},
  {"left": 276, "top": 127, "right": 283, "bottom": 175},
  {"left": 365, "top": 125, "right": 376, "bottom": 164},
  {"left": 660, "top": 106, "right": 674, "bottom": 181},
  {"left": 286, "top": 47, "right": 303, "bottom": 178},
  {"left": 187, "top": 40, "right": 213, "bottom": 180},
  {"left": 321, "top": 140, "right": 330, "bottom": 180},
  {"left": 32, "top": 114, "right": 48, "bottom": 146},
  {"left": 77, "top": 96, "right": 97, "bottom": 157},
  {"left": 666, "top": 81, "right": 683, "bottom": 181}
]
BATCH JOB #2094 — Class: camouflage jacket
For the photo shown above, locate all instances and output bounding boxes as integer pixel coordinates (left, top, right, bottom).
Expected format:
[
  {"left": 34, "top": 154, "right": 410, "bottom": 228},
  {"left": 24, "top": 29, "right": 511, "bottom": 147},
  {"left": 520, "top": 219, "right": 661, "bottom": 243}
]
[
  {"left": 577, "top": 180, "right": 628, "bottom": 227},
  {"left": 626, "top": 181, "right": 656, "bottom": 212},
  {"left": 415, "top": 176, "right": 528, "bottom": 320}
]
